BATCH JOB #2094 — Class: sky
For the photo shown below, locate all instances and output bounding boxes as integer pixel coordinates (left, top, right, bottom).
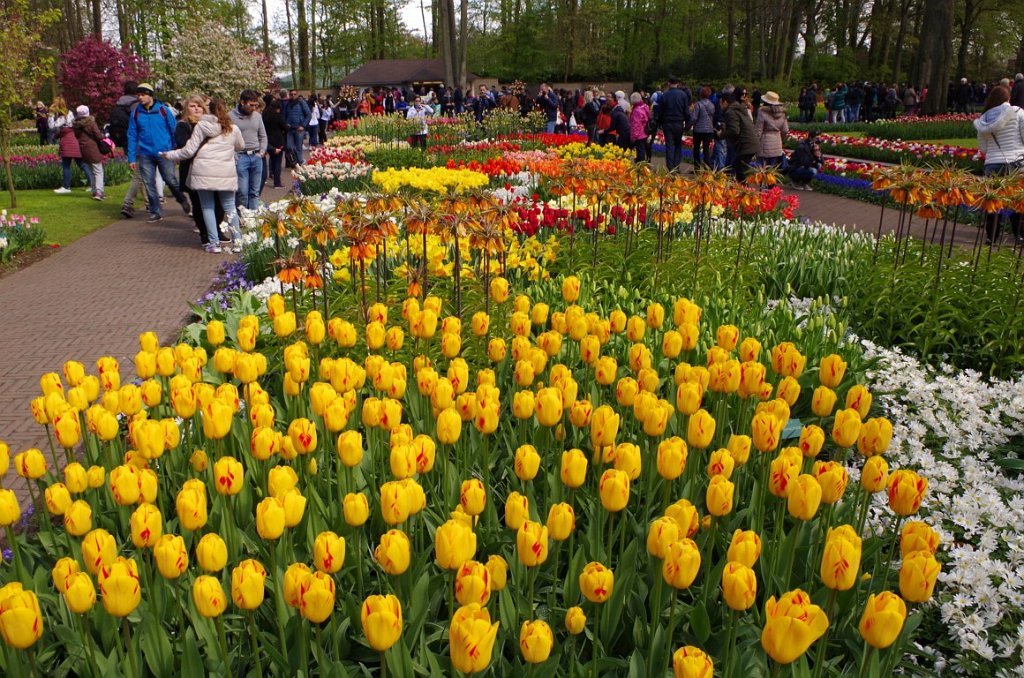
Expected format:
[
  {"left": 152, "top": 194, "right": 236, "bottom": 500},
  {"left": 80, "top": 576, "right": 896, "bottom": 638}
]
[{"left": 254, "top": 0, "right": 432, "bottom": 46}]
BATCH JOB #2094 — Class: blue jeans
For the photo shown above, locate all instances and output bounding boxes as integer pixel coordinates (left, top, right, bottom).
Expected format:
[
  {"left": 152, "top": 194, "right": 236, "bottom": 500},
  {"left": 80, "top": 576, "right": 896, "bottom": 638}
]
[
  {"left": 847, "top": 104, "right": 860, "bottom": 122},
  {"left": 197, "top": 190, "right": 241, "bottom": 245},
  {"left": 139, "top": 155, "right": 185, "bottom": 216},
  {"left": 235, "top": 153, "right": 263, "bottom": 210},
  {"left": 287, "top": 129, "right": 305, "bottom": 165},
  {"left": 545, "top": 120, "right": 556, "bottom": 134},
  {"left": 61, "top": 157, "right": 91, "bottom": 190},
  {"left": 790, "top": 167, "right": 817, "bottom": 185},
  {"left": 308, "top": 126, "right": 319, "bottom": 147},
  {"left": 712, "top": 138, "right": 730, "bottom": 171}
]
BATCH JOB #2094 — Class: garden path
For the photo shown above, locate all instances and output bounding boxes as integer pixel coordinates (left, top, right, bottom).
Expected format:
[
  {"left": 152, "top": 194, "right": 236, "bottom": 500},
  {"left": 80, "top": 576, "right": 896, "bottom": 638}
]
[{"left": 0, "top": 184, "right": 290, "bottom": 498}]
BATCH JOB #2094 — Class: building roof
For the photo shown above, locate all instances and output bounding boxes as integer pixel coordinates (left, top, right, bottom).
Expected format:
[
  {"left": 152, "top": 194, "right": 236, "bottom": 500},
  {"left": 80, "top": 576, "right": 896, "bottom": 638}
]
[{"left": 340, "top": 59, "right": 476, "bottom": 87}]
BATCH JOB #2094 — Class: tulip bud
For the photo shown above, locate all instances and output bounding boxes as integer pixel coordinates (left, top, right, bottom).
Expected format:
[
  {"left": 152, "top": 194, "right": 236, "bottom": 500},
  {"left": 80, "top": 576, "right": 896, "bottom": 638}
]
[
  {"left": 787, "top": 474, "right": 822, "bottom": 520},
  {"left": 722, "top": 561, "right": 757, "bottom": 611},
  {"left": 861, "top": 455, "right": 889, "bottom": 493},
  {"left": 361, "top": 594, "right": 403, "bottom": 652},
  {"left": 887, "top": 469, "right": 928, "bottom": 516},
  {"left": 858, "top": 592, "right": 907, "bottom": 649},
  {"left": 672, "top": 646, "right": 714, "bottom": 678},
  {"left": 196, "top": 533, "right": 228, "bottom": 572},
  {"left": 519, "top": 620, "right": 554, "bottom": 664},
  {"left": 565, "top": 606, "right": 587, "bottom": 635},
  {"left": 231, "top": 559, "right": 267, "bottom": 610},
  {"left": 98, "top": 557, "right": 141, "bottom": 617},
  {"left": 727, "top": 529, "right": 762, "bottom": 568},
  {"left": 344, "top": 493, "right": 370, "bottom": 526},
  {"left": 686, "top": 409, "right": 715, "bottom": 449},
  {"left": 663, "top": 539, "right": 701, "bottom": 589},
  {"left": 899, "top": 550, "right": 941, "bottom": 603},
  {"left": 517, "top": 520, "right": 549, "bottom": 567},
  {"left": 546, "top": 503, "right": 575, "bottom": 541},
  {"left": 599, "top": 469, "right": 630, "bottom": 512},
  {"left": 579, "top": 561, "right": 614, "bottom": 602},
  {"left": 375, "top": 529, "right": 411, "bottom": 575},
  {"left": 560, "top": 449, "right": 588, "bottom": 488}
]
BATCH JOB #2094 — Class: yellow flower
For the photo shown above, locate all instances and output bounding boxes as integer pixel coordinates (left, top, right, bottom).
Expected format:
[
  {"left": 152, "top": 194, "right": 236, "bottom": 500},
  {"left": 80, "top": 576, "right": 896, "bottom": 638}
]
[
  {"left": 722, "top": 561, "right": 757, "bottom": 611},
  {"left": 662, "top": 539, "right": 701, "bottom": 589},
  {"left": 375, "top": 529, "right": 411, "bottom": 575},
  {"left": 672, "top": 646, "right": 714, "bottom": 678},
  {"left": 449, "top": 603, "right": 499, "bottom": 673},
  {"left": 819, "top": 525, "right": 862, "bottom": 591},
  {"left": 858, "top": 592, "right": 907, "bottom": 649},
  {"left": 887, "top": 469, "right": 928, "bottom": 516},
  {"left": 0, "top": 583, "right": 44, "bottom": 648},
  {"left": 519, "top": 620, "right": 554, "bottom": 664},
  {"left": 361, "top": 594, "right": 403, "bottom": 652},
  {"left": 760, "top": 589, "right": 829, "bottom": 664},
  {"left": 899, "top": 550, "right": 941, "bottom": 603},
  {"left": 435, "top": 519, "right": 477, "bottom": 570},
  {"left": 579, "top": 561, "right": 614, "bottom": 602}
]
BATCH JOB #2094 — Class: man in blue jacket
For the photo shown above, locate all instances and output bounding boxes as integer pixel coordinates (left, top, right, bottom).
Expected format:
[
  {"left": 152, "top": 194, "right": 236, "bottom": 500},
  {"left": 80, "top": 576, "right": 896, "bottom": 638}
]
[
  {"left": 127, "top": 83, "right": 191, "bottom": 223},
  {"left": 283, "top": 89, "right": 311, "bottom": 166},
  {"left": 655, "top": 77, "right": 691, "bottom": 172}
]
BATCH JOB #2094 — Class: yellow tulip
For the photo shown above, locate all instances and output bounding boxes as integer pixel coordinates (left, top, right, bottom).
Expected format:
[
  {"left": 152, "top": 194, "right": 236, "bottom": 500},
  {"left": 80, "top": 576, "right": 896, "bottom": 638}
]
[
  {"left": 707, "top": 448, "right": 735, "bottom": 479},
  {"left": 706, "top": 475, "right": 734, "bottom": 516},
  {"left": 857, "top": 417, "right": 893, "bottom": 457},
  {"left": 861, "top": 455, "right": 889, "bottom": 493},
  {"left": 450, "top": 604, "right": 499, "bottom": 673},
  {"left": 0, "top": 583, "right": 44, "bottom": 649},
  {"left": 819, "top": 524, "right": 862, "bottom": 591},
  {"left": 727, "top": 434, "right": 752, "bottom": 465},
  {"left": 760, "top": 589, "right": 829, "bottom": 664},
  {"left": 361, "top": 594, "right": 403, "bottom": 652},
  {"left": 646, "top": 516, "right": 681, "bottom": 559},
  {"left": 900, "top": 521, "right": 940, "bottom": 556},
  {"left": 435, "top": 519, "right": 477, "bottom": 570},
  {"left": 256, "top": 497, "right": 286, "bottom": 540},
  {"left": 663, "top": 539, "right": 701, "bottom": 589},
  {"left": 98, "top": 557, "right": 141, "bottom": 617},
  {"left": 579, "top": 561, "right": 614, "bottom": 602},
  {"left": 686, "top": 409, "right": 715, "bottom": 449},
  {"left": 858, "top": 592, "right": 907, "bottom": 649},
  {"left": 192, "top": 575, "right": 227, "bottom": 618},
  {"left": 727, "top": 529, "right": 762, "bottom": 568},
  {"left": 831, "top": 408, "right": 862, "bottom": 448},
  {"left": 375, "top": 529, "right": 411, "bottom": 575},
  {"left": 845, "top": 384, "right": 872, "bottom": 418},
  {"left": 672, "top": 646, "right": 714, "bottom": 678},
  {"left": 299, "top": 571, "right": 336, "bottom": 623},
  {"left": 787, "top": 474, "right": 822, "bottom": 520},
  {"left": 657, "top": 437, "right": 688, "bottom": 480},
  {"left": 63, "top": 571, "right": 96, "bottom": 615},
  {"left": 887, "top": 469, "right": 928, "bottom": 516},
  {"left": 344, "top": 493, "right": 370, "bottom": 526},
  {"left": 455, "top": 560, "right": 491, "bottom": 606},
  {"left": 519, "top": 620, "right": 554, "bottom": 664},
  {"left": 722, "top": 561, "right": 757, "bottom": 611},
  {"left": 231, "top": 559, "right": 267, "bottom": 610},
  {"left": 599, "top": 469, "right": 630, "bottom": 512},
  {"left": 517, "top": 520, "right": 549, "bottom": 567},
  {"left": 546, "top": 503, "right": 575, "bottom": 542},
  {"left": 899, "top": 550, "right": 941, "bottom": 603},
  {"left": 819, "top": 354, "right": 847, "bottom": 388},
  {"left": 560, "top": 449, "right": 588, "bottom": 488}
]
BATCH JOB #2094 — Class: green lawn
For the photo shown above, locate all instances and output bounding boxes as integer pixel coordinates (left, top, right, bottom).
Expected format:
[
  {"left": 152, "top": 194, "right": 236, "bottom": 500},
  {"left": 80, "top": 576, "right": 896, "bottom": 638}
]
[
  {"left": 1, "top": 183, "right": 129, "bottom": 245},
  {"left": 907, "top": 138, "right": 978, "bottom": 149}
]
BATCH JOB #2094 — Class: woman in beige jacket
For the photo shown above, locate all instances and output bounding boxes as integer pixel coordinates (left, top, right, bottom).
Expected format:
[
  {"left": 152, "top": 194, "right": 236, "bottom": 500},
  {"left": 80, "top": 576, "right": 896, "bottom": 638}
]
[
  {"left": 755, "top": 91, "right": 790, "bottom": 169},
  {"left": 162, "top": 99, "right": 245, "bottom": 253}
]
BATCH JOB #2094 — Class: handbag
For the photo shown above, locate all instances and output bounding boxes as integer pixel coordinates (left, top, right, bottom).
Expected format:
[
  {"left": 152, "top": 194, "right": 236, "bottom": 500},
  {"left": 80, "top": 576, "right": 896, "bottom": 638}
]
[{"left": 644, "top": 117, "right": 658, "bottom": 136}]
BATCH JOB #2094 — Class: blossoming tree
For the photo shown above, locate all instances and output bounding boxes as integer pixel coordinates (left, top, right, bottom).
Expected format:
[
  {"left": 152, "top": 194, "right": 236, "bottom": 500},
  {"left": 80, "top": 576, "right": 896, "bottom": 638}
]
[
  {"left": 57, "top": 37, "right": 151, "bottom": 123},
  {"left": 159, "top": 20, "right": 274, "bottom": 103}
]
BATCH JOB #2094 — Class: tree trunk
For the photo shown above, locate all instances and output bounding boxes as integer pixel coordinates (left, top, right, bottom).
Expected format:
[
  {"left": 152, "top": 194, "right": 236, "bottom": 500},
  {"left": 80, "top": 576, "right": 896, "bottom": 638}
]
[
  {"left": 743, "top": 0, "right": 753, "bottom": 81},
  {"left": 1, "top": 120, "right": 17, "bottom": 209},
  {"left": 116, "top": 0, "right": 129, "bottom": 47},
  {"left": 802, "top": 0, "right": 818, "bottom": 79},
  {"left": 91, "top": 0, "right": 101, "bottom": 36},
  {"left": 297, "top": 0, "right": 309, "bottom": 88},
  {"left": 309, "top": 0, "right": 317, "bottom": 87},
  {"left": 457, "top": 0, "right": 468, "bottom": 88},
  {"left": 917, "top": 0, "right": 954, "bottom": 114},
  {"left": 890, "top": 0, "right": 913, "bottom": 83},
  {"left": 285, "top": 0, "right": 297, "bottom": 86},
  {"left": 262, "top": 0, "right": 270, "bottom": 56},
  {"left": 727, "top": 0, "right": 735, "bottom": 76}
]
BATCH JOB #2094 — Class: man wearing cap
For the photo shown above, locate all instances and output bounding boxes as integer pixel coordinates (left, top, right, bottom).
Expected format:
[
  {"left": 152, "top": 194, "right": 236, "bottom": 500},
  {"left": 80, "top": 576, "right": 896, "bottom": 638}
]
[
  {"left": 230, "top": 89, "right": 268, "bottom": 210},
  {"left": 127, "top": 83, "right": 191, "bottom": 223}
]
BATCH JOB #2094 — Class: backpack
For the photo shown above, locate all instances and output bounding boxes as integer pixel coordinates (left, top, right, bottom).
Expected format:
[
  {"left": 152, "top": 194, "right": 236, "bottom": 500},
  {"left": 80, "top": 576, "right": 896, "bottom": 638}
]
[{"left": 108, "top": 102, "right": 133, "bottom": 148}]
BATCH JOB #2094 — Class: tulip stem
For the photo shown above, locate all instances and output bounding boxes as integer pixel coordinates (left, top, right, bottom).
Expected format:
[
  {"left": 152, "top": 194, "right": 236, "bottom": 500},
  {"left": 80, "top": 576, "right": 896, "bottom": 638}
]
[
  {"left": 592, "top": 603, "right": 602, "bottom": 678},
  {"left": 247, "top": 611, "right": 264, "bottom": 677},
  {"left": 44, "top": 425, "right": 61, "bottom": 474},
  {"left": 270, "top": 540, "right": 290, "bottom": 651},
  {"left": 876, "top": 515, "right": 903, "bottom": 594},
  {"left": 5, "top": 525, "right": 28, "bottom": 585},
  {"left": 811, "top": 588, "right": 838, "bottom": 678},
  {"left": 215, "top": 615, "right": 232, "bottom": 678},
  {"left": 27, "top": 647, "right": 39, "bottom": 678},
  {"left": 724, "top": 608, "right": 738, "bottom": 678},
  {"left": 121, "top": 621, "right": 138, "bottom": 678},
  {"left": 80, "top": 613, "right": 99, "bottom": 678},
  {"left": 857, "top": 644, "right": 875, "bottom": 678}
]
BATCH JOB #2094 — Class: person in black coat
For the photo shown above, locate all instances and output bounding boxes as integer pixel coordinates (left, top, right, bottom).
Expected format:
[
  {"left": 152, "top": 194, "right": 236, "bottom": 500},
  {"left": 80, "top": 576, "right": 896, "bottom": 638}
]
[
  {"left": 610, "top": 92, "right": 631, "bottom": 149},
  {"left": 263, "top": 98, "right": 288, "bottom": 189}
]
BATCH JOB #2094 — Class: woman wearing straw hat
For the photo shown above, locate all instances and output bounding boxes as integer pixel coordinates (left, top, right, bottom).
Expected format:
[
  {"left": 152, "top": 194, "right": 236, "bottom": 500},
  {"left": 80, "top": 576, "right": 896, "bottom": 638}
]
[{"left": 755, "top": 91, "right": 789, "bottom": 170}]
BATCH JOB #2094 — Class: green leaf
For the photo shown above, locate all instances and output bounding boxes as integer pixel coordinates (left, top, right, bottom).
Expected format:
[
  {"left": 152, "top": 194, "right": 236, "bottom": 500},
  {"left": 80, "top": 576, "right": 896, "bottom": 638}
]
[
  {"left": 182, "top": 628, "right": 205, "bottom": 676},
  {"left": 689, "top": 601, "right": 711, "bottom": 644}
]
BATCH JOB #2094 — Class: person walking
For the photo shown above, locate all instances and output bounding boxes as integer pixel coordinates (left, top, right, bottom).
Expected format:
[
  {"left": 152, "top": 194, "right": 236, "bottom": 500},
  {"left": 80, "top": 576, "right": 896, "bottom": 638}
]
[
  {"left": 161, "top": 98, "right": 246, "bottom": 254},
  {"left": 282, "top": 89, "right": 311, "bottom": 166},
  {"left": 262, "top": 97, "right": 287, "bottom": 189},
  {"left": 721, "top": 89, "right": 759, "bottom": 182},
  {"left": 175, "top": 95, "right": 228, "bottom": 248},
  {"left": 974, "top": 85, "right": 1024, "bottom": 242},
  {"left": 229, "top": 90, "right": 268, "bottom": 211},
  {"left": 755, "top": 91, "right": 789, "bottom": 169},
  {"left": 53, "top": 113, "right": 91, "bottom": 194},
  {"left": 654, "top": 77, "right": 691, "bottom": 172},
  {"left": 72, "top": 105, "right": 107, "bottom": 200},
  {"left": 108, "top": 81, "right": 147, "bottom": 218},
  {"left": 691, "top": 86, "right": 716, "bottom": 168},
  {"left": 628, "top": 92, "right": 651, "bottom": 162},
  {"left": 307, "top": 94, "right": 320, "bottom": 149},
  {"left": 127, "top": 83, "right": 191, "bottom": 223}
]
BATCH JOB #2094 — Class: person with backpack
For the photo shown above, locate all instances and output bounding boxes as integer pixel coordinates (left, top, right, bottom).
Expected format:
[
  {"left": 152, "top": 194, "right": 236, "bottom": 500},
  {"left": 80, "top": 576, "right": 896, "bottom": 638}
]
[
  {"left": 72, "top": 105, "right": 109, "bottom": 200},
  {"left": 127, "top": 83, "right": 191, "bottom": 223},
  {"left": 109, "top": 81, "right": 146, "bottom": 218},
  {"left": 282, "top": 89, "right": 311, "bottom": 166}
]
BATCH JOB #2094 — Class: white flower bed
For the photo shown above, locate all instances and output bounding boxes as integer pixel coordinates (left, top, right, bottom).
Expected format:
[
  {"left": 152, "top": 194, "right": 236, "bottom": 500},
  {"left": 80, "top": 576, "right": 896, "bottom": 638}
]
[{"left": 859, "top": 338, "right": 1024, "bottom": 673}]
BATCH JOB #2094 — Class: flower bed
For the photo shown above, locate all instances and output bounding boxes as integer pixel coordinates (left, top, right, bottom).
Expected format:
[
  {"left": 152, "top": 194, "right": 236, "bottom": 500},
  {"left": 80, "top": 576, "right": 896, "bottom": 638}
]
[
  {"left": 0, "top": 210, "right": 45, "bottom": 263},
  {"left": 1, "top": 148, "right": 132, "bottom": 190}
]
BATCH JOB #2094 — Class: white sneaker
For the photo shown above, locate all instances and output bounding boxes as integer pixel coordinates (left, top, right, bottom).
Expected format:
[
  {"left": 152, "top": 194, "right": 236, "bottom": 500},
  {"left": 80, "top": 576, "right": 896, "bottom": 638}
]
[
  {"left": 231, "top": 243, "right": 243, "bottom": 253},
  {"left": 205, "top": 244, "right": 222, "bottom": 254},
  {"left": 53, "top": 187, "right": 71, "bottom": 194}
]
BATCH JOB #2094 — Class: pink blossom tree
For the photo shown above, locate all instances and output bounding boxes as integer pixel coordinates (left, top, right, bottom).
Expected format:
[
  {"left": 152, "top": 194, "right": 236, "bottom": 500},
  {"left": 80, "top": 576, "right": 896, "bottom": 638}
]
[{"left": 57, "top": 37, "right": 151, "bottom": 123}]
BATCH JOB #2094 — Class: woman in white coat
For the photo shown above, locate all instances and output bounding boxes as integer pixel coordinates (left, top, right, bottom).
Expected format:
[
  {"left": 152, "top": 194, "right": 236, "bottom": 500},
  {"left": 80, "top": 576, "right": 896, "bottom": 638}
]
[
  {"left": 974, "top": 84, "right": 1024, "bottom": 242},
  {"left": 162, "top": 99, "right": 245, "bottom": 254}
]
